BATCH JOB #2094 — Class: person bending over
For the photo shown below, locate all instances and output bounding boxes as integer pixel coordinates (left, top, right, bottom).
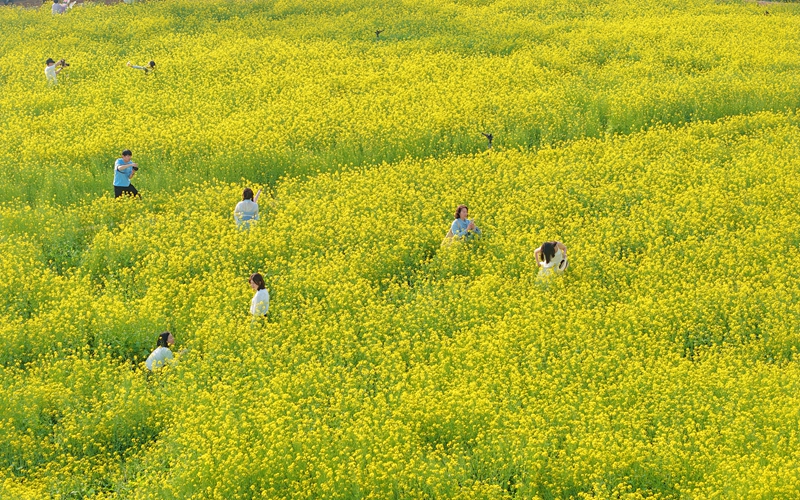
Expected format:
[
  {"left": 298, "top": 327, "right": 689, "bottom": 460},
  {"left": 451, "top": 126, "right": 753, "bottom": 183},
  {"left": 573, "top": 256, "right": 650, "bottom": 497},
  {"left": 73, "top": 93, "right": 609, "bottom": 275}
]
[
  {"left": 127, "top": 60, "right": 156, "bottom": 74},
  {"left": 234, "top": 187, "right": 261, "bottom": 229},
  {"left": 146, "top": 331, "right": 174, "bottom": 371},
  {"left": 534, "top": 240, "right": 569, "bottom": 275},
  {"left": 446, "top": 204, "right": 482, "bottom": 240},
  {"left": 249, "top": 273, "right": 270, "bottom": 317},
  {"left": 113, "top": 149, "right": 140, "bottom": 198}
]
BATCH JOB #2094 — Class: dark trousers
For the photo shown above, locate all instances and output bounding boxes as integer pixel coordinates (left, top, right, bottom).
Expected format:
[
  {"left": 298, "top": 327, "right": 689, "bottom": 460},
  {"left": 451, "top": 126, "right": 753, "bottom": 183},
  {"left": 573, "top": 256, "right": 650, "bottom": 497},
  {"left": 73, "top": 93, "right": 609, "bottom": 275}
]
[{"left": 114, "top": 184, "right": 139, "bottom": 198}]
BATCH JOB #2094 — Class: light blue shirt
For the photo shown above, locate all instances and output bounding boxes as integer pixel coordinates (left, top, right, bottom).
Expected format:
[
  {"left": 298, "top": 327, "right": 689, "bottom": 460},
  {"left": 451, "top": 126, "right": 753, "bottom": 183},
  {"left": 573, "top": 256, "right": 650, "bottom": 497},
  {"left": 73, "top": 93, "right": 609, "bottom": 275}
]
[
  {"left": 113, "top": 158, "right": 133, "bottom": 187},
  {"left": 450, "top": 218, "right": 481, "bottom": 238},
  {"left": 234, "top": 200, "right": 260, "bottom": 228}
]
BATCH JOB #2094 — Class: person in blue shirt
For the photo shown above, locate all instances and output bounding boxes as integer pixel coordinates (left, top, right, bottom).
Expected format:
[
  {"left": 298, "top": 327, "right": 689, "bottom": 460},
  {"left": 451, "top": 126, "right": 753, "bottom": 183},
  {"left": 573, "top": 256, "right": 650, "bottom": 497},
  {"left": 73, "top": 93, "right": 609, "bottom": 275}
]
[
  {"left": 445, "top": 204, "right": 482, "bottom": 240},
  {"left": 113, "top": 149, "right": 140, "bottom": 198}
]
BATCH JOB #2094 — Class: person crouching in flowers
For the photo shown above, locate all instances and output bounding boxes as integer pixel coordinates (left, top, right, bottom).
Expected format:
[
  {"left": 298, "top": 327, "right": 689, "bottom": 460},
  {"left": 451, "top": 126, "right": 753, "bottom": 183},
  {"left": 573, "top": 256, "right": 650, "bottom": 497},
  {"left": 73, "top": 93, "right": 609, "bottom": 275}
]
[
  {"left": 534, "top": 240, "right": 569, "bottom": 276},
  {"left": 146, "top": 331, "right": 174, "bottom": 371},
  {"left": 127, "top": 60, "right": 156, "bottom": 74},
  {"left": 249, "top": 273, "right": 270, "bottom": 317},
  {"left": 445, "top": 204, "right": 482, "bottom": 240},
  {"left": 234, "top": 187, "right": 261, "bottom": 229}
]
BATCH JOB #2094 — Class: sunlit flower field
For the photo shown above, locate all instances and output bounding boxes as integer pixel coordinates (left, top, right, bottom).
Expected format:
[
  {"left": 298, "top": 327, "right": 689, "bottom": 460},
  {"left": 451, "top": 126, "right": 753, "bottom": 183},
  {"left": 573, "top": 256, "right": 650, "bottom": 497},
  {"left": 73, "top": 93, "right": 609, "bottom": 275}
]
[{"left": 2, "top": 0, "right": 800, "bottom": 498}]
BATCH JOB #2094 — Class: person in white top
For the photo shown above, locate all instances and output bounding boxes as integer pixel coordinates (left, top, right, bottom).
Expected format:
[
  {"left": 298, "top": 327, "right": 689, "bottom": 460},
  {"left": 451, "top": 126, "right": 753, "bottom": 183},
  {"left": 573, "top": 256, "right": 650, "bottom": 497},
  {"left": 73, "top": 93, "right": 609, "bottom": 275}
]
[
  {"left": 534, "top": 241, "right": 569, "bottom": 276},
  {"left": 145, "top": 331, "right": 175, "bottom": 371},
  {"left": 234, "top": 187, "right": 261, "bottom": 229},
  {"left": 127, "top": 60, "right": 156, "bottom": 74},
  {"left": 249, "top": 273, "right": 270, "bottom": 317},
  {"left": 52, "top": 0, "right": 76, "bottom": 14},
  {"left": 44, "top": 58, "right": 66, "bottom": 85}
]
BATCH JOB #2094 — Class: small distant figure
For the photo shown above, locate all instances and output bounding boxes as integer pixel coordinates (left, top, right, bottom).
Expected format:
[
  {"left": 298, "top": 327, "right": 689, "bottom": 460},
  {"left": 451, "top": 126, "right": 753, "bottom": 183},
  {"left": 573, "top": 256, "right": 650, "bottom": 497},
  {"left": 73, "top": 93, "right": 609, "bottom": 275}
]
[
  {"left": 113, "top": 149, "right": 140, "bottom": 199},
  {"left": 146, "top": 331, "right": 175, "bottom": 371},
  {"left": 481, "top": 132, "right": 493, "bottom": 149},
  {"left": 127, "top": 60, "right": 156, "bottom": 74},
  {"left": 534, "top": 241, "right": 569, "bottom": 275},
  {"left": 44, "top": 58, "right": 68, "bottom": 85},
  {"left": 50, "top": 0, "right": 75, "bottom": 14},
  {"left": 51, "top": 0, "right": 75, "bottom": 14},
  {"left": 234, "top": 187, "right": 261, "bottom": 229},
  {"left": 445, "top": 204, "right": 482, "bottom": 240},
  {"left": 249, "top": 273, "right": 270, "bottom": 317},
  {"left": 375, "top": 29, "right": 384, "bottom": 39}
]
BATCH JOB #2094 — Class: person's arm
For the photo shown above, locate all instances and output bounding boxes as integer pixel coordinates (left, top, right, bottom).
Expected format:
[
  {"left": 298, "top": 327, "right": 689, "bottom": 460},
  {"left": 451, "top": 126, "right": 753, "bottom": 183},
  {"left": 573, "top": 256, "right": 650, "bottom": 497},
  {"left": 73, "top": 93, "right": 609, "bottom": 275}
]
[
  {"left": 115, "top": 161, "right": 137, "bottom": 172},
  {"left": 533, "top": 246, "right": 543, "bottom": 265},
  {"left": 254, "top": 189, "right": 262, "bottom": 203},
  {"left": 556, "top": 241, "right": 567, "bottom": 257}
]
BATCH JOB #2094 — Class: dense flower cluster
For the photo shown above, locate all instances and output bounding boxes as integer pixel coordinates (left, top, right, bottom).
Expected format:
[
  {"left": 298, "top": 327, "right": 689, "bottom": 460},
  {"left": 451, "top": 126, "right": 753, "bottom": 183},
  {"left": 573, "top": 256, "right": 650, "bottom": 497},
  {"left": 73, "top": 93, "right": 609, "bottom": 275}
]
[{"left": 2, "top": 0, "right": 800, "bottom": 498}]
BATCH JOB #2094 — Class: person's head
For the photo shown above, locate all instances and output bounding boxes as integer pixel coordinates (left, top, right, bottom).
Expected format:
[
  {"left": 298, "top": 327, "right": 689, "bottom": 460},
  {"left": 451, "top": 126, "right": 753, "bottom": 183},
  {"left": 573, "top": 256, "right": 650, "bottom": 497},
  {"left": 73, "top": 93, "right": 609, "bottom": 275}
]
[
  {"left": 46, "top": 58, "right": 55, "bottom": 66},
  {"left": 540, "top": 241, "right": 557, "bottom": 263},
  {"left": 249, "top": 273, "right": 266, "bottom": 291},
  {"left": 53, "top": 0, "right": 58, "bottom": 3},
  {"left": 149, "top": 61, "right": 156, "bottom": 68},
  {"left": 455, "top": 205, "right": 469, "bottom": 220},
  {"left": 121, "top": 149, "right": 132, "bottom": 160},
  {"left": 157, "top": 331, "right": 175, "bottom": 348},
  {"left": 242, "top": 188, "right": 254, "bottom": 201}
]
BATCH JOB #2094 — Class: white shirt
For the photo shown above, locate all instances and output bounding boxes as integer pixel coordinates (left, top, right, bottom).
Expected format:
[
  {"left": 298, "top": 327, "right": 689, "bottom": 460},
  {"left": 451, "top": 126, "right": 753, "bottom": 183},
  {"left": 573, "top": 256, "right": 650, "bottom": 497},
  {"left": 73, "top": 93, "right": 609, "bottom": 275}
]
[
  {"left": 45, "top": 65, "right": 57, "bottom": 82},
  {"left": 146, "top": 346, "right": 174, "bottom": 370},
  {"left": 234, "top": 200, "right": 259, "bottom": 227},
  {"left": 541, "top": 248, "right": 566, "bottom": 269},
  {"left": 251, "top": 288, "right": 270, "bottom": 316}
]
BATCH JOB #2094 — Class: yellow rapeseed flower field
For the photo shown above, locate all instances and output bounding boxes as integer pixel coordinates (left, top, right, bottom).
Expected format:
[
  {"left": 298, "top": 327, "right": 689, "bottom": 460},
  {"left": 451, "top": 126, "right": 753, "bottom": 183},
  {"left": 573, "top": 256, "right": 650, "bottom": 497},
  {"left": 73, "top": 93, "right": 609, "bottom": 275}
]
[{"left": 2, "top": 0, "right": 800, "bottom": 498}]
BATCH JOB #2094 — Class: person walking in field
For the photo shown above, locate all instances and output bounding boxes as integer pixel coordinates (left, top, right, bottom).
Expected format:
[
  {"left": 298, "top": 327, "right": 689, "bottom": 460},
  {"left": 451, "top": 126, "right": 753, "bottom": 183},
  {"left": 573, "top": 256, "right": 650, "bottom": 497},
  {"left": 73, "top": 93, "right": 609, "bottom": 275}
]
[
  {"left": 113, "top": 149, "right": 140, "bottom": 198},
  {"left": 127, "top": 60, "right": 156, "bottom": 74},
  {"left": 234, "top": 187, "right": 261, "bottom": 229},
  {"left": 534, "top": 240, "right": 569, "bottom": 276},
  {"left": 445, "top": 204, "right": 482, "bottom": 240},
  {"left": 249, "top": 273, "right": 270, "bottom": 317},
  {"left": 146, "top": 331, "right": 175, "bottom": 371}
]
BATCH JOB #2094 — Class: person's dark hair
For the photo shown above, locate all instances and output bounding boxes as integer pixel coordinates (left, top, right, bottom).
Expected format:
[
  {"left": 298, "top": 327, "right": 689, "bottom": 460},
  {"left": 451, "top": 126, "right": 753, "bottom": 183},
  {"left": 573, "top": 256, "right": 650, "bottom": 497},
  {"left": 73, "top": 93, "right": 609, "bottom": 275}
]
[
  {"left": 149, "top": 61, "right": 156, "bottom": 68},
  {"left": 243, "top": 188, "right": 254, "bottom": 201},
  {"left": 541, "top": 241, "right": 557, "bottom": 264},
  {"left": 454, "top": 204, "right": 468, "bottom": 219},
  {"left": 53, "top": 0, "right": 58, "bottom": 3},
  {"left": 250, "top": 273, "right": 266, "bottom": 291},
  {"left": 122, "top": 149, "right": 132, "bottom": 157},
  {"left": 157, "top": 331, "right": 172, "bottom": 348},
  {"left": 46, "top": 58, "right": 55, "bottom": 65}
]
